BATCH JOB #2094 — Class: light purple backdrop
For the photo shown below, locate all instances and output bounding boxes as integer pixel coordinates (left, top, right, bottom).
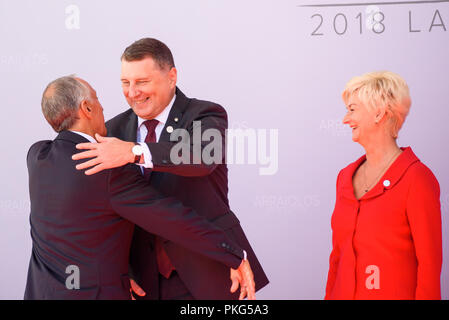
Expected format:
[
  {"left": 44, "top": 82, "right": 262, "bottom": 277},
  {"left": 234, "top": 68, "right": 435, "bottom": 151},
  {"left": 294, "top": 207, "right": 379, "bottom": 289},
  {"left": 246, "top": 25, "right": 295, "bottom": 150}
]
[{"left": 0, "top": 0, "right": 447, "bottom": 299}]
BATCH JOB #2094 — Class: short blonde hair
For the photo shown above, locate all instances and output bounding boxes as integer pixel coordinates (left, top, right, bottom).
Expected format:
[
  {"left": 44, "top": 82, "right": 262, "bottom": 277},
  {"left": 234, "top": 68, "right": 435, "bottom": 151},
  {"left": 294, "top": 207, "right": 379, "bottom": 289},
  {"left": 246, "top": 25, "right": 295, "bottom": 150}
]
[{"left": 342, "top": 71, "right": 411, "bottom": 138}]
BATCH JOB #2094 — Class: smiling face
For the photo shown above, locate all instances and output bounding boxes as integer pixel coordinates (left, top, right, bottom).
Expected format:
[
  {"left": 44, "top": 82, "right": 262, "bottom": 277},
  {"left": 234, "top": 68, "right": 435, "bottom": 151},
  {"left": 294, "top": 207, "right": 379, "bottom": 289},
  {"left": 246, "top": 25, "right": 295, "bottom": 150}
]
[
  {"left": 342, "top": 94, "right": 378, "bottom": 144},
  {"left": 120, "top": 57, "right": 177, "bottom": 120}
]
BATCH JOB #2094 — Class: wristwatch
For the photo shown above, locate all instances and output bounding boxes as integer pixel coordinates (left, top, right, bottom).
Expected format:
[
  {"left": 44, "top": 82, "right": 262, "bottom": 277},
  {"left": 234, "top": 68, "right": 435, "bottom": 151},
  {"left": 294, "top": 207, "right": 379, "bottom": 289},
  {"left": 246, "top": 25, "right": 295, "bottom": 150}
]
[{"left": 132, "top": 143, "right": 144, "bottom": 163}]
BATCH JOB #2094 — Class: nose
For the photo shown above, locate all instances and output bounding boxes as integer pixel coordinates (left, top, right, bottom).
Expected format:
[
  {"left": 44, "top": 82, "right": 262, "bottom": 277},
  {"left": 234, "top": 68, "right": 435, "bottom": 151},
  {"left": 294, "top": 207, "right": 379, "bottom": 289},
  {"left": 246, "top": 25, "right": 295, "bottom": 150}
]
[
  {"left": 128, "top": 84, "right": 140, "bottom": 98},
  {"left": 342, "top": 112, "right": 351, "bottom": 125}
]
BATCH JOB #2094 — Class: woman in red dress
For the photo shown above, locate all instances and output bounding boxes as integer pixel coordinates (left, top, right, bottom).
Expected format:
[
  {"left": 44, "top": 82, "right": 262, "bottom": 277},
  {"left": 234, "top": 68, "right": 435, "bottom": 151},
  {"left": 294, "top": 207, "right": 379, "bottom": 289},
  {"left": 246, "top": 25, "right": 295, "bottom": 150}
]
[{"left": 325, "top": 71, "right": 442, "bottom": 300}]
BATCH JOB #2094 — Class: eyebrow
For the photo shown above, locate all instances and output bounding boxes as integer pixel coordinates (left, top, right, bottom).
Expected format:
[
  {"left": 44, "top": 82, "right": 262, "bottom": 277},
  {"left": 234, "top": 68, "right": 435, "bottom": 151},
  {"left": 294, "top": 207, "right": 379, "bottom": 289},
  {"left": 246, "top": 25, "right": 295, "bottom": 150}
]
[{"left": 120, "top": 78, "right": 151, "bottom": 81}]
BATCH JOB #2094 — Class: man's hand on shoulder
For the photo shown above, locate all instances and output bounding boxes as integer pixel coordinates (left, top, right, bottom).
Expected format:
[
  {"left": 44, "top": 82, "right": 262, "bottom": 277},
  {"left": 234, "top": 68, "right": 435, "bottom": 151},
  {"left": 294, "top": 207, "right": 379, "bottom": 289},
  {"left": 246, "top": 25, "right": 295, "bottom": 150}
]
[{"left": 72, "top": 134, "right": 135, "bottom": 175}]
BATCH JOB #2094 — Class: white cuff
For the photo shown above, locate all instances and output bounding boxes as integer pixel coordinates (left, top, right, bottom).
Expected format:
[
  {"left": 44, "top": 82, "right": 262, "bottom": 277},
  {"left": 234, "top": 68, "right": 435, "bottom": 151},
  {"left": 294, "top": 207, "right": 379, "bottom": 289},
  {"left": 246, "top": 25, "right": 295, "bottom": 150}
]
[{"left": 136, "top": 142, "right": 153, "bottom": 169}]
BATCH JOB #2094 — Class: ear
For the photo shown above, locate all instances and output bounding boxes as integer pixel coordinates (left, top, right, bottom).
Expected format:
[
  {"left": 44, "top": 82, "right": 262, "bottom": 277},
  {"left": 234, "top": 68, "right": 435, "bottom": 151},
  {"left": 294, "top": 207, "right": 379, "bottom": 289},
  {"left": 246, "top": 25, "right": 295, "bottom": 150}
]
[
  {"left": 168, "top": 67, "right": 177, "bottom": 89},
  {"left": 79, "top": 100, "right": 93, "bottom": 120},
  {"left": 374, "top": 107, "right": 387, "bottom": 124}
]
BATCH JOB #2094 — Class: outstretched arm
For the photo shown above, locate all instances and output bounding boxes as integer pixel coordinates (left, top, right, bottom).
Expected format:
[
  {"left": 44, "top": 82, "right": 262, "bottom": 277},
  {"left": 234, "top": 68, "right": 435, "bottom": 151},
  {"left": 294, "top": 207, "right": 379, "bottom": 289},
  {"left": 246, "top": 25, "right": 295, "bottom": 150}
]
[
  {"left": 72, "top": 104, "right": 227, "bottom": 177},
  {"left": 108, "top": 164, "right": 255, "bottom": 299}
]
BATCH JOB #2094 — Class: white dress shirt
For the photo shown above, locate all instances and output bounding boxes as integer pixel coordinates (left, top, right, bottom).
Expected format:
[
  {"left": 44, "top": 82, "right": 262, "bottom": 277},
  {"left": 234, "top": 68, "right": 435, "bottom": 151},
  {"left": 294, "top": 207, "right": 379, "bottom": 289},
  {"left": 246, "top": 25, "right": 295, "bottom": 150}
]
[
  {"left": 70, "top": 131, "right": 97, "bottom": 143},
  {"left": 137, "top": 94, "right": 176, "bottom": 169}
]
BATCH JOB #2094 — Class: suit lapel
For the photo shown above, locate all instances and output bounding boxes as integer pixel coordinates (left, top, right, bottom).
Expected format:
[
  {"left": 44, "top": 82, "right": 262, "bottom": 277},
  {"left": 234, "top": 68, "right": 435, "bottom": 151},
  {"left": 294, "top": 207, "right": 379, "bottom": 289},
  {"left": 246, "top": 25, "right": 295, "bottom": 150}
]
[
  {"left": 123, "top": 111, "right": 138, "bottom": 142},
  {"left": 159, "top": 87, "right": 191, "bottom": 142},
  {"left": 107, "top": 109, "right": 138, "bottom": 142},
  {"left": 339, "top": 147, "right": 420, "bottom": 202}
]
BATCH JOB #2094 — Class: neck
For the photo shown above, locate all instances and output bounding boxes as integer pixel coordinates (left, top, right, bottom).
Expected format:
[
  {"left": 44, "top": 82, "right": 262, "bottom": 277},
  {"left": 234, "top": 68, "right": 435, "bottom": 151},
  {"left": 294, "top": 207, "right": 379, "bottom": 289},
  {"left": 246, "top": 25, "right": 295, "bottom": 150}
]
[
  {"left": 69, "top": 122, "right": 96, "bottom": 140},
  {"left": 362, "top": 135, "right": 401, "bottom": 167}
]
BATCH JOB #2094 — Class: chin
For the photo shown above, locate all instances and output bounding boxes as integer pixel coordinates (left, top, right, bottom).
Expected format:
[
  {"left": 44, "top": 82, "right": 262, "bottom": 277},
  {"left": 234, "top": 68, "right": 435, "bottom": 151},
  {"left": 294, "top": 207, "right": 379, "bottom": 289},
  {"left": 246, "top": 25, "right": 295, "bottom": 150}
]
[
  {"left": 132, "top": 101, "right": 153, "bottom": 114},
  {"left": 132, "top": 108, "right": 152, "bottom": 119}
]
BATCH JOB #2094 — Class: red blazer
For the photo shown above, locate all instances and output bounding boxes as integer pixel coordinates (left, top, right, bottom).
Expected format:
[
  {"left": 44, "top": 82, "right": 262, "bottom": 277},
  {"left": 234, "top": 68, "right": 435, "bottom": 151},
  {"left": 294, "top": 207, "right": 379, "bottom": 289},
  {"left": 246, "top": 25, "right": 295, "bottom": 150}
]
[{"left": 325, "top": 147, "right": 442, "bottom": 300}]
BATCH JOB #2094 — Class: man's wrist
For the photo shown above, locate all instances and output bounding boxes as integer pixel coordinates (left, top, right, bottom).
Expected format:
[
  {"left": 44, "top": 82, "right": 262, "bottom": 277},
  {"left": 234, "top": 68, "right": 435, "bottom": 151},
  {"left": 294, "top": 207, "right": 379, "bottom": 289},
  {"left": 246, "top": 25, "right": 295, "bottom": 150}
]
[
  {"left": 128, "top": 142, "right": 138, "bottom": 163},
  {"left": 137, "top": 142, "right": 153, "bottom": 168}
]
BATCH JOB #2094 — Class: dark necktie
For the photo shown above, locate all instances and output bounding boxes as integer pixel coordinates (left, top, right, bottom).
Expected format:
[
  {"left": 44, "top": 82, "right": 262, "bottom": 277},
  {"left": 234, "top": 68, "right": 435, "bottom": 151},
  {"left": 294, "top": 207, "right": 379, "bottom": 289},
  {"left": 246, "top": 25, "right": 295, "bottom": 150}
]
[
  {"left": 143, "top": 120, "right": 159, "bottom": 180},
  {"left": 143, "top": 119, "right": 175, "bottom": 279}
]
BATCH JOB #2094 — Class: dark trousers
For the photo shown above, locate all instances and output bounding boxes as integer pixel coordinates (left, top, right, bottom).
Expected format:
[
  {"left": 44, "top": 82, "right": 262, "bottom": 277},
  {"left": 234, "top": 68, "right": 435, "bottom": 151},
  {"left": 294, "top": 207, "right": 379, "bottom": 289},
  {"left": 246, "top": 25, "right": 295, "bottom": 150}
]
[{"left": 159, "top": 271, "right": 194, "bottom": 300}]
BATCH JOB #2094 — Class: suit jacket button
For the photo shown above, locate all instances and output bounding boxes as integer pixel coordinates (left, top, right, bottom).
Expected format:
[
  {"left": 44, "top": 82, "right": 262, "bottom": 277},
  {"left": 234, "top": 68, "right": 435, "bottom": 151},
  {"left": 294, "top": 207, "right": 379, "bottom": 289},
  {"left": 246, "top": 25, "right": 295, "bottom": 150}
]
[{"left": 383, "top": 180, "right": 391, "bottom": 187}]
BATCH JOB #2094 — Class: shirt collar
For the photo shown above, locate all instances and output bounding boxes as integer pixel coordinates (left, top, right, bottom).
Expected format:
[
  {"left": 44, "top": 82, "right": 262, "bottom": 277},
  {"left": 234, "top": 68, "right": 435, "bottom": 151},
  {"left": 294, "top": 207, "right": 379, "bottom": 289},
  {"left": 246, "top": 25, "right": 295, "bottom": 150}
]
[
  {"left": 339, "top": 146, "right": 420, "bottom": 201},
  {"left": 137, "top": 94, "right": 176, "bottom": 128},
  {"left": 70, "top": 131, "right": 97, "bottom": 143}
]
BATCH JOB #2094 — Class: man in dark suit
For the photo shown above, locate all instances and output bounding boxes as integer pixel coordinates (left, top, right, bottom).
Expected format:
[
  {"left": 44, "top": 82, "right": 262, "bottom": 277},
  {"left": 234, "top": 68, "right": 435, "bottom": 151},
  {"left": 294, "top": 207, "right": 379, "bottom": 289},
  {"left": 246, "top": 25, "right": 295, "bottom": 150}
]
[
  {"left": 24, "top": 75, "right": 255, "bottom": 300},
  {"left": 73, "top": 38, "right": 269, "bottom": 300}
]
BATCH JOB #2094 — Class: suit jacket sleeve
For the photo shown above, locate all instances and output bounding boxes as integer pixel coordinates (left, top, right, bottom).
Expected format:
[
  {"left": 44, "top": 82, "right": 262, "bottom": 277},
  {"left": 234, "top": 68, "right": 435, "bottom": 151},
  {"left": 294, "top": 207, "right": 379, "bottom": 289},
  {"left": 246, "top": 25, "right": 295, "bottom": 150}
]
[
  {"left": 406, "top": 164, "right": 442, "bottom": 300},
  {"left": 147, "top": 103, "right": 227, "bottom": 177},
  {"left": 325, "top": 169, "right": 343, "bottom": 299},
  {"left": 107, "top": 164, "right": 244, "bottom": 269}
]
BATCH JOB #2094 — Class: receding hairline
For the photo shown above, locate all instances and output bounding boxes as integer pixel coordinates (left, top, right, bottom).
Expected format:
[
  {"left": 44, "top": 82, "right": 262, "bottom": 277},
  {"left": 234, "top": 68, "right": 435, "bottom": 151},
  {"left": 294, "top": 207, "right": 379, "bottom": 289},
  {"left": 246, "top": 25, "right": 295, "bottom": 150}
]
[
  {"left": 75, "top": 77, "right": 95, "bottom": 96},
  {"left": 43, "top": 82, "right": 56, "bottom": 99}
]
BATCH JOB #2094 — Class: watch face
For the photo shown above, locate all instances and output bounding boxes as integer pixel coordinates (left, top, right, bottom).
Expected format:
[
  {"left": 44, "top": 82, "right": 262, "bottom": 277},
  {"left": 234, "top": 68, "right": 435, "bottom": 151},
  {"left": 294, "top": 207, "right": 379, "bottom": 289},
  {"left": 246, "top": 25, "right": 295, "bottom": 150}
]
[{"left": 132, "top": 145, "right": 143, "bottom": 156}]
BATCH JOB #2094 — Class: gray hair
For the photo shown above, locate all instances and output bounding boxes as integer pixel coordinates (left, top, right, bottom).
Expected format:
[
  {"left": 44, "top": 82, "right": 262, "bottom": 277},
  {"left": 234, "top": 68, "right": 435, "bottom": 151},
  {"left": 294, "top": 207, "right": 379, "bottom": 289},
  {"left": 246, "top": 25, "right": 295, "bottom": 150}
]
[{"left": 41, "top": 75, "right": 91, "bottom": 132}]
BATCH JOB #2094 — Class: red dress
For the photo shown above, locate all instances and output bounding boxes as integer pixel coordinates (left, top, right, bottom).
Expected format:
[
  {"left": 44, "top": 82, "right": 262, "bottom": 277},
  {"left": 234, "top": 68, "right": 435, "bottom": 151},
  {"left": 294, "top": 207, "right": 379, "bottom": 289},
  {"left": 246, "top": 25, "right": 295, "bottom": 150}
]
[{"left": 325, "top": 147, "right": 442, "bottom": 300}]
